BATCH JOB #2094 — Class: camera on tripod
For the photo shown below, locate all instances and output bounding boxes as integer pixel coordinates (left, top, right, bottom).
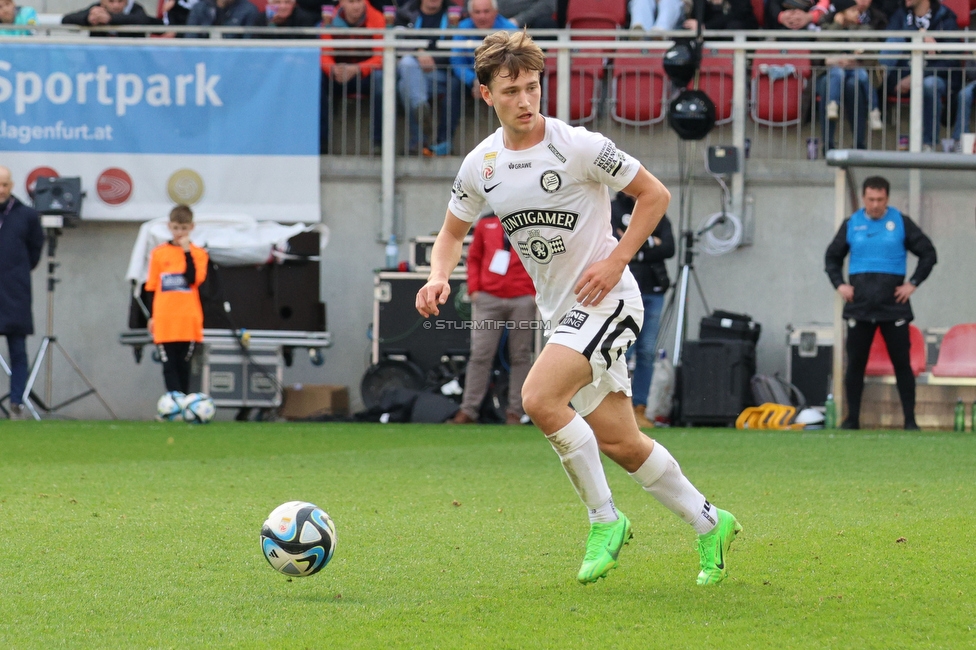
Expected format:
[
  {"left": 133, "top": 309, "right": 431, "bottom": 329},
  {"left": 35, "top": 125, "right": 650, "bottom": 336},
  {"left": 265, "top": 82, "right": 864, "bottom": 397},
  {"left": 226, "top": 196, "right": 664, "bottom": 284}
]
[{"left": 32, "top": 177, "right": 84, "bottom": 226}]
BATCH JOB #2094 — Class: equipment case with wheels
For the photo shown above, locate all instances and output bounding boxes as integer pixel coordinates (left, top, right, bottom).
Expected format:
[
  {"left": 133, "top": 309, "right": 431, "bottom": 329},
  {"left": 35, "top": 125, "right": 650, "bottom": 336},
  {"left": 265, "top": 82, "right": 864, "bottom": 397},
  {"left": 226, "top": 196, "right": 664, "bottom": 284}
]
[{"left": 680, "top": 339, "right": 756, "bottom": 426}]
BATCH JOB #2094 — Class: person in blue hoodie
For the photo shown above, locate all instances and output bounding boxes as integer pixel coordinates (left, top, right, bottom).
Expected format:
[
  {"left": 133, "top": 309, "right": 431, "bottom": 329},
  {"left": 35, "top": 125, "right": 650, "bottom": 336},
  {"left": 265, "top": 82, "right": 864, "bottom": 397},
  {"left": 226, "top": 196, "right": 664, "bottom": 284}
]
[
  {"left": 0, "top": 0, "right": 38, "bottom": 35},
  {"left": 394, "top": 0, "right": 456, "bottom": 155},
  {"left": 444, "top": 0, "right": 517, "bottom": 153},
  {"left": 881, "top": 0, "right": 961, "bottom": 149},
  {"left": 824, "top": 176, "right": 937, "bottom": 430}
]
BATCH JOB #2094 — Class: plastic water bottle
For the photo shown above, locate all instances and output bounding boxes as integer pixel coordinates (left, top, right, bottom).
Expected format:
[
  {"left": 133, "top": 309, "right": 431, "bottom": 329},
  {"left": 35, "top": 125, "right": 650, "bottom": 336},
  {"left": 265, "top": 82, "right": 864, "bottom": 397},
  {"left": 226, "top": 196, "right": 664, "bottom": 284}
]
[
  {"left": 953, "top": 398, "right": 965, "bottom": 432},
  {"left": 385, "top": 234, "right": 398, "bottom": 270},
  {"left": 824, "top": 393, "right": 836, "bottom": 429}
]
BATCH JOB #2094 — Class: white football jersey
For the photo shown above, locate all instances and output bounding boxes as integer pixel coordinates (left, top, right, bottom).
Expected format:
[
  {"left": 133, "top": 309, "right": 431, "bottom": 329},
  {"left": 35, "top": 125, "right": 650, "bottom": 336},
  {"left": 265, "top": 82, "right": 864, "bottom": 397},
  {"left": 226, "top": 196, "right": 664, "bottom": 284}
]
[{"left": 448, "top": 117, "right": 642, "bottom": 326}]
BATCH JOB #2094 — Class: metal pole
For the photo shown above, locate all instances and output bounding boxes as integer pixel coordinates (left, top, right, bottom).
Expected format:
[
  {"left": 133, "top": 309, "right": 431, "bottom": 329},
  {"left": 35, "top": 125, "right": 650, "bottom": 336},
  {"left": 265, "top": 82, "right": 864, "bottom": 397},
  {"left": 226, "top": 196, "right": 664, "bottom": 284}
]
[
  {"left": 832, "top": 167, "right": 847, "bottom": 418},
  {"left": 44, "top": 230, "right": 57, "bottom": 406},
  {"left": 556, "top": 32, "right": 570, "bottom": 123},
  {"left": 731, "top": 34, "right": 747, "bottom": 221},
  {"left": 908, "top": 33, "right": 923, "bottom": 220},
  {"left": 380, "top": 33, "right": 397, "bottom": 243}
]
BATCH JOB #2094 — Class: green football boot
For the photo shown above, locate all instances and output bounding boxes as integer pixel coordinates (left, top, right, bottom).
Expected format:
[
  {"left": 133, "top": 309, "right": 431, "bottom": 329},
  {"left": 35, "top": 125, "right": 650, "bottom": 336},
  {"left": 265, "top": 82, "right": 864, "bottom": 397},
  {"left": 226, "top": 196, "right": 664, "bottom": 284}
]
[
  {"left": 696, "top": 508, "right": 742, "bottom": 586},
  {"left": 577, "top": 513, "right": 632, "bottom": 584}
]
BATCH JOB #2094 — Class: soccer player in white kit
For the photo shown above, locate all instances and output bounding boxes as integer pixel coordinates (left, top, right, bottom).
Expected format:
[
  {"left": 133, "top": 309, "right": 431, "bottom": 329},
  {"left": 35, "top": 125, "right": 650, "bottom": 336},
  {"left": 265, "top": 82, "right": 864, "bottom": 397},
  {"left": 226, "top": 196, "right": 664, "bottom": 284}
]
[{"left": 415, "top": 30, "right": 741, "bottom": 585}]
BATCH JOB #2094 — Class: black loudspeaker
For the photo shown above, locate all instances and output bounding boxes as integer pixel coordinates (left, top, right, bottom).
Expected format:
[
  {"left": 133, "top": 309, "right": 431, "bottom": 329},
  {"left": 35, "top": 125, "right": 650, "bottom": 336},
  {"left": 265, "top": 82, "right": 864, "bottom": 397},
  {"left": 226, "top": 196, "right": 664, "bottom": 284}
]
[
  {"left": 680, "top": 339, "right": 756, "bottom": 426},
  {"left": 374, "top": 272, "right": 470, "bottom": 374},
  {"left": 33, "top": 177, "right": 84, "bottom": 217}
]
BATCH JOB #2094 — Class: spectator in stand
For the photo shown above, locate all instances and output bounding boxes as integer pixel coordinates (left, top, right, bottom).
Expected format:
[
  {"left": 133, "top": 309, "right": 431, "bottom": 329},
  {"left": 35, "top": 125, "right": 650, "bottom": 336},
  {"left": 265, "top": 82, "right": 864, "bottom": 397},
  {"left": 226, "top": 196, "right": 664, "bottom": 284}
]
[
  {"left": 449, "top": 212, "right": 536, "bottom": 425},
  {"left": 953, "top": 76, "right": 976, "bottom": 147},
  {"left": 185, "top": 0, "right": 265, "bottom": 37},
  {"left": 394, "top": 0, "right": 458, "bottom": 156},
  {"left": 161, "top": 0, "right": 198, "bottom": 26},
  {"left": 264, "top": 0, "right": 319, "bottom": 30},
  {"left": 0, "top": 0, "right": 38, "bottom": 35},
  {"left": 805, "top": 0, "right": 902, "bottom": 22},
  {"left": 881, "top": 0, "right": 960, "bottom": 150},
  {"left": 629, "top": 0, "right": 684, "bottom": 31},
  {"left": 816, "top": 0, "right": 886, "bottom": 154},
  {"left": 447, "top": 0, "right": 517, "bottom": 150},
  {"left": 497, "top": 0, "right": 556, "bottom": 28},
  {"left": 681, "top": 0, "right": 759, "bottom": 30},
  {"left": 765, "top": 0, "right": 825, "bottom": 30},
  {"left": 62, "top": 0, "right": 162, "bottom": 36},
  {"left": 320, "top": 0, "right": 386, "bottom": 153},
  {"left": 610, "top": 192, "right": 674, "bottom": 429}
]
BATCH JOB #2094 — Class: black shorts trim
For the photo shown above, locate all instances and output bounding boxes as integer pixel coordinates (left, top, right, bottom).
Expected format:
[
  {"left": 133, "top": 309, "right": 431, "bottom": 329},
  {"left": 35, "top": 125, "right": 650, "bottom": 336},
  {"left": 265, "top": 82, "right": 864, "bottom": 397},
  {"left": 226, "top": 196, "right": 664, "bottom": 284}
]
[{"left": 582, "top": 299, "right": 626, "bottom": 361}]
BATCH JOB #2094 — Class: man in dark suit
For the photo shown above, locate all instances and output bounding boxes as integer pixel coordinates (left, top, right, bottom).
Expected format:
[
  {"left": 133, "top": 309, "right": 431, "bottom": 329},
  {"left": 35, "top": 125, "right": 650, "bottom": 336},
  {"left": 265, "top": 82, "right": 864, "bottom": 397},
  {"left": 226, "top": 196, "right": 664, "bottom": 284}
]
[{"left": 0, "top": 166, "right": 44, "bottom": 420}]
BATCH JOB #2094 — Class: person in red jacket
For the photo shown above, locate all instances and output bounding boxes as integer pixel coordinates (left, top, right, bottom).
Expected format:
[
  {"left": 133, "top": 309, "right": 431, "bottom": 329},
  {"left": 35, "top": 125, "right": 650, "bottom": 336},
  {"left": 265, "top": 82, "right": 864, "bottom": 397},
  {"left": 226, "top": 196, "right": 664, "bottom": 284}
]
[
  {"left": 319, "top": 0, "right": 386, "bottom": 153},
  {"left": 145, "top": 205, "right": 209, "bottom": 394},
  {"left": 451, "top": 212, "right": 536, "bottom": 425}
]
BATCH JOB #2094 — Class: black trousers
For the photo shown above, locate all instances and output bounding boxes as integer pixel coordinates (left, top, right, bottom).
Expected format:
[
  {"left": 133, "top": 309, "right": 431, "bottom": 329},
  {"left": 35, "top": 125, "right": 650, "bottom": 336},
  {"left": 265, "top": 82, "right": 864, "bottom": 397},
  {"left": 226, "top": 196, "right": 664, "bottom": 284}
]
[
  {"left": 845, "top": 320, "right": 916, "bottom": 425},
  {"left": 158, "top": 342, "right": 195, "bottom": 394}
]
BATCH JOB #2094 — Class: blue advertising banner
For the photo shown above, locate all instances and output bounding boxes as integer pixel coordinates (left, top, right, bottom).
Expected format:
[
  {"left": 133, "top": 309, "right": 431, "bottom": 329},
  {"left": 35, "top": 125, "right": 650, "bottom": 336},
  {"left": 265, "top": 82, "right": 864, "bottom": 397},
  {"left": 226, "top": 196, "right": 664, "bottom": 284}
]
[{"left": 0, "top": 43, "right": 319, "bottom": 155}]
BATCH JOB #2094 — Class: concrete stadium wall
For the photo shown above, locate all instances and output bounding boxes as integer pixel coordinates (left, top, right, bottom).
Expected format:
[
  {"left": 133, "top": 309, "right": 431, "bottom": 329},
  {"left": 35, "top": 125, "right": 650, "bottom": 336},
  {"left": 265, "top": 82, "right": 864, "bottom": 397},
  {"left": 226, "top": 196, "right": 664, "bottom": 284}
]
[{"left": 9, "top": 158, "right": 975, "bottom": 420}]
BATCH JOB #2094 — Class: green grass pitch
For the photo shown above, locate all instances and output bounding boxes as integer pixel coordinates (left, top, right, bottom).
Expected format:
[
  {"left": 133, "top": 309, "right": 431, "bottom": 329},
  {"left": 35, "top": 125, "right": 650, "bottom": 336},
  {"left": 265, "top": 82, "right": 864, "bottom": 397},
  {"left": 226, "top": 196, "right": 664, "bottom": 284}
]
[{"left": 1, "top": 421, "right": 974, "bottom": 648}]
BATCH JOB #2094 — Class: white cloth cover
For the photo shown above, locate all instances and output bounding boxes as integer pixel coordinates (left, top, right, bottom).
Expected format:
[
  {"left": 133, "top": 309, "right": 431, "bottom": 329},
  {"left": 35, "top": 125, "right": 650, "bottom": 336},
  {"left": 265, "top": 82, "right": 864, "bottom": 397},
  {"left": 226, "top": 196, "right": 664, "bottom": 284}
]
[{"left": 124, "top": 214, "right": 326, "bottom": 285}]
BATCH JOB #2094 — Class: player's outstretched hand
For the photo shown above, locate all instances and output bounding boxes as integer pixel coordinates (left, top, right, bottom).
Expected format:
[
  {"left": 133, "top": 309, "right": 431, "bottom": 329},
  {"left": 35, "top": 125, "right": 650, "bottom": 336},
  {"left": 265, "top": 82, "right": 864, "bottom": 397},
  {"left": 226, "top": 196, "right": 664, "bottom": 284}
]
[
  {"left": 416, "top": 280, "right": 451, "bottom": 317},
  {"left": 575, "top": 258, "right": 626, "bottom": 307}
]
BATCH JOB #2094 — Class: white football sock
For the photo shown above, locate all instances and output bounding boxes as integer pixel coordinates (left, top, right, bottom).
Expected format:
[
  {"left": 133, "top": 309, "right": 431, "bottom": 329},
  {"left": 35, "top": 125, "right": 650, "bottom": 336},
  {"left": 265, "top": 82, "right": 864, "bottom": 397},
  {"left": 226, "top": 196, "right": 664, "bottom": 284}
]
[
  {"left": 546, "top": 413, "right": 618, "bottom": 524},
  {"left": 629, "top": 442, "right": 718, "bottom": 535}
]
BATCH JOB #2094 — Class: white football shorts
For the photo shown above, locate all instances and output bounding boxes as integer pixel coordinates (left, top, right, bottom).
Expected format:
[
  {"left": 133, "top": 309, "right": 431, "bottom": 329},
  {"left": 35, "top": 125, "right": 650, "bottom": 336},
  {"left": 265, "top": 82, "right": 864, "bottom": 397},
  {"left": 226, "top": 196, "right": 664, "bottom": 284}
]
[{"left": 547, "top": 295, "right": 644, "bottom": 417}]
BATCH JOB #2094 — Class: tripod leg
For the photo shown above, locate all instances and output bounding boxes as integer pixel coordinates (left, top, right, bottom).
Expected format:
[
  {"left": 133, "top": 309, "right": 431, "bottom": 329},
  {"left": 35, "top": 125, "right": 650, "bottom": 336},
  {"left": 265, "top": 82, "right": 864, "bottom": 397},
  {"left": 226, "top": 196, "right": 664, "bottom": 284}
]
[
  {"left": 23, "top": 337, "right": 51, "bottom": 415},
  {"left": 673, "top": 264, "right": 692, "bottom": 366},
  {"left": 51, "top": 341, "right": 119, "bottom": 419},
  {"left": 690, "top": 266, "right": 711, "bottom": 316}
]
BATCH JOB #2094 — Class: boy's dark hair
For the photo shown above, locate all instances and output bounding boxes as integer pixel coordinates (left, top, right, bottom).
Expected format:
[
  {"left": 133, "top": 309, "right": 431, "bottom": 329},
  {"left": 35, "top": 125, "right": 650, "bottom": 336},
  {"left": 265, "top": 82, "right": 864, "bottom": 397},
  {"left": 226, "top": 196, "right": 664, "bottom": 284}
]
[
  {"left": 474, "top": 30, "right": 546, "bottom": 89},
  {"left": 169, "top": 204, "right": 194, "bottom": 224},
  {"left": 862, "top": 176, "right": 890, "bottom": 196}
]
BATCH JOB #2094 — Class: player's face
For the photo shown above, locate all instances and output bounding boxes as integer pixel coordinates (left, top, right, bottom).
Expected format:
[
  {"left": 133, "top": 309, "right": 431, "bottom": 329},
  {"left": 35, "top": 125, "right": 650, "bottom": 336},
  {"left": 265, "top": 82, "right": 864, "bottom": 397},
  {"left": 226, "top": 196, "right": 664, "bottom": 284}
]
[
  {"left": 0, "top": 0, "right": 16, "bottom": 25},
  {"left": 168, "top": 221, "right": 194, "bottom": 241},
  {"left": 862, "top": 187, "right": 888, "bottom": 219},
  {"left": 482, "top": 68, "right": 542, "bottom": 136}
]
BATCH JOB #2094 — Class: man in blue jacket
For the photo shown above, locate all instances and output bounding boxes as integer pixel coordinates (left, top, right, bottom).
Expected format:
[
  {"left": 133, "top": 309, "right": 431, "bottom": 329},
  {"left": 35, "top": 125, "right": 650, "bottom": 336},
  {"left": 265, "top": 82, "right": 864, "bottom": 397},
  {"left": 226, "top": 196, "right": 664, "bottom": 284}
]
[
  {"left": 825, "top": 176, "right": 937, "bottom": 430},
  {"left": 0, "top": 166, "right": 44, "bottom": 420},
  {"left": 444, "top": 0, "right": 517, "bottom": 151},
  {"left": 185, "top": 0, "right": 265, "bottom": 37},
  {"left": 881, "top": 0, "right": 961, "bottom": 149}
]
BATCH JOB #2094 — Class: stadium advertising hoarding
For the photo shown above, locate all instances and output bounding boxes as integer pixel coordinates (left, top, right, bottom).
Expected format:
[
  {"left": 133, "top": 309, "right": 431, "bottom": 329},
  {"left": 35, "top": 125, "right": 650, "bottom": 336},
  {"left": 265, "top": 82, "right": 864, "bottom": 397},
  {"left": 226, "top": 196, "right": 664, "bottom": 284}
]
[{"left": 0, "top": 43, "right": 320, "bottom": 222}]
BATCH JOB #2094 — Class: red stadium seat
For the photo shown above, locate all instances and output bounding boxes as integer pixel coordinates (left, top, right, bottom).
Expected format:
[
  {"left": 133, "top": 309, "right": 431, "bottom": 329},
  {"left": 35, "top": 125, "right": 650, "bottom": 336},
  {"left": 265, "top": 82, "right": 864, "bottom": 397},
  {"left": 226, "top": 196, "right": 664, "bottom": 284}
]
[
  {"left": 566, "top": 0, "right": 628, "bottom": 31},
  {"left": 698, "top": 49, "right": 735, "bottom": 124},
  {"left": 750, "top": 52, "right": 811, "bottom": 126},
  {"left": 941, "top": 0, "right": 970, "bottom": 28},
  {"left": 932, "top": 324, "right": 976, "bottom": 377},
  {"left": 544, "top": 56, "right": 605, "bottom": 124},
  {"left": 610, "top": 54, "right": 668, "bottom": 125},
  {"left": 865, "top": 324, "right": 926, "bottom": 377}
]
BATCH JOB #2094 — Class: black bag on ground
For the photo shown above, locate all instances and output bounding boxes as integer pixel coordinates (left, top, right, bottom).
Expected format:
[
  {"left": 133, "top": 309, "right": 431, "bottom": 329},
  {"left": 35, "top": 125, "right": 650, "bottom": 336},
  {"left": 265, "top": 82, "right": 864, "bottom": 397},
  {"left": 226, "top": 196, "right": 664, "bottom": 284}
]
[
  {"left": 700, "top": 310, "right": 761, "bottom": 344},
  {"left": 750, "top": 373, "right": 807, "bottom": 411}
]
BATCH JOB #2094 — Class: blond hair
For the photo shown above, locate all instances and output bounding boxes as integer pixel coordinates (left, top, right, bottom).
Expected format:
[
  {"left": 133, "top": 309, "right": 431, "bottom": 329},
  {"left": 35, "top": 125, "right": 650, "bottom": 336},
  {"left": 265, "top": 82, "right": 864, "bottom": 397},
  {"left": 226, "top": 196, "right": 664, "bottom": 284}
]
[
  {"left": 169, "top": 204, "right": 194, "bottom": 224},
  {"left": 474, "top": 30, "right": 546, "bottom": 89}
]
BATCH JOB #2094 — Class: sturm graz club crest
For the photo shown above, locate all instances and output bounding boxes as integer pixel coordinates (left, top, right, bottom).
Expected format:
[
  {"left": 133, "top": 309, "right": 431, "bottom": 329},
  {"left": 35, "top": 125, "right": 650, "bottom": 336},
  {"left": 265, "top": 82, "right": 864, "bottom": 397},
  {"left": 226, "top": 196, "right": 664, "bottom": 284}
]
[
  {"left": 540, "top": 170, "right": 561, "bottom": 193},
  {"left": 518, "top": 229, "right": 566, "bottom": 264}
]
